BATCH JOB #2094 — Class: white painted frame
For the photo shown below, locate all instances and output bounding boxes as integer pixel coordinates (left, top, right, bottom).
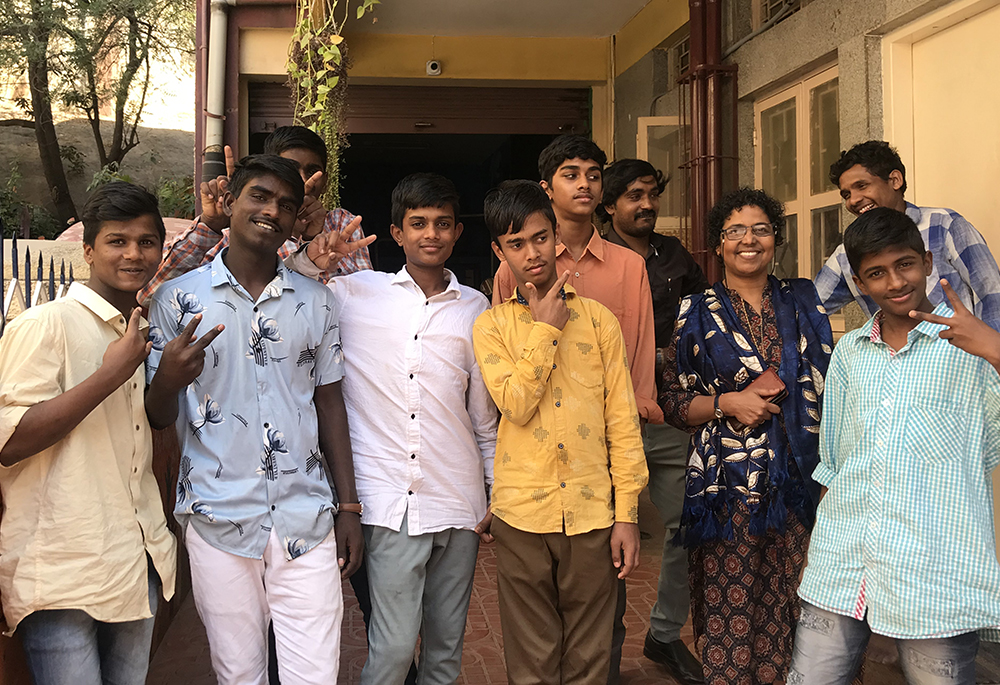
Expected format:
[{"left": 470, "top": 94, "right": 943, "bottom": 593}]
[{"left": 636, "top": 115, "right": 686, "bottom": 234}]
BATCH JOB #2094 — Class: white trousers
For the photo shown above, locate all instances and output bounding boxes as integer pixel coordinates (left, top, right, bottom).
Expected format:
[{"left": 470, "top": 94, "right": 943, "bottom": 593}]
[{"left": 185, "top": 525, "right": 343, "bottom": 685}]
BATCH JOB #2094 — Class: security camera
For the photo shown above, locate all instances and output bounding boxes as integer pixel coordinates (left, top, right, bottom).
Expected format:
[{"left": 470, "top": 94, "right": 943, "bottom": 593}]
[{"left": 426, "top": 60, "right": 442, "bottom": 76}]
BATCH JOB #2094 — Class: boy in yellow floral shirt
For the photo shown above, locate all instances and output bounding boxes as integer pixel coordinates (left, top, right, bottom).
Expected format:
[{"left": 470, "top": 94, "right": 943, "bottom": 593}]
[{"left": 472, "top": 180, "right": 649, "bottom": 685}]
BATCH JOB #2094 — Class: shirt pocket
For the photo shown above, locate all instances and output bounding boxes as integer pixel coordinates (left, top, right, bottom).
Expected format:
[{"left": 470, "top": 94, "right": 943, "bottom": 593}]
[
  {"left": 904, "top": 402, "right": 969, "bottom": 465},
  {"left": 565, "top": 342, "right": 606, "bottom": 389}
]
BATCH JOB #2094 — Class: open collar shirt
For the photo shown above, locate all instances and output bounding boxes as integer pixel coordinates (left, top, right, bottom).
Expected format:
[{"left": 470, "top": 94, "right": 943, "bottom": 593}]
[
  {"left": 473, "top": 285, "right": 649, "bottom": 535},
  {"left": 492, "top": 228, "right": 662, "bottom": 423},
  {"left": 330, "top": 267, "right": 497, "bottom": 535},
  {"left": 798, "top": 303, "right": 1000, "bottom": 640},
  {"left": 147, "top": 250, "right": 344, "bottom": 561},
  {"left": 0, "top": 283, "right": 176, "bottom": 633},
  {"left": 815, "top": 203, "right": 1000, "bottom": 331}
]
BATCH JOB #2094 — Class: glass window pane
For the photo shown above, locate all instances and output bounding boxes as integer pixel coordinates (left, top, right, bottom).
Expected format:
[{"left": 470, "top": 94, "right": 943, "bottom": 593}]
[
  {"left": 774, "top": 213, "right": 798, "bottom": 279},
  {"left": 811, "top": 205, "right": 842, "bottom": 277},
  {"left": 644, "top": 123, "right": 689, "bottom": 225},
  {"left": 809, "top": 78, "right": 840, "bottom": 196},
  {"left": 760, "top": 98, "right": 797, "bottom": 203}
]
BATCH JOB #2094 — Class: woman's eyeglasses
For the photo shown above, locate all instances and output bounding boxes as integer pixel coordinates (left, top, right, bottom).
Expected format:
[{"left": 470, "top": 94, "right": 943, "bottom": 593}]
[{"left": 721, "top": 223, "right": 774, "bottom": 241}]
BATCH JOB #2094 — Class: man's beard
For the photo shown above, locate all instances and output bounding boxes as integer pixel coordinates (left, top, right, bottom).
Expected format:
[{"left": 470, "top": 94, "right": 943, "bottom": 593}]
[{"left": 615, "top": 211, "right": 657, "bottom": 237}]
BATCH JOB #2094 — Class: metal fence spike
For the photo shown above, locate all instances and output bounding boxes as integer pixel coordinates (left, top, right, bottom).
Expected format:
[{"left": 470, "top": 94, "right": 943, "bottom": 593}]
[
  {"left": 60, "top": 259, "right": 66, "bottom": 286},
  {"left": 48, "top": 257, "right": 55, "bottom": 301},
  {"left": 24, "top": 247, "right": 31, "bottom": 308}
]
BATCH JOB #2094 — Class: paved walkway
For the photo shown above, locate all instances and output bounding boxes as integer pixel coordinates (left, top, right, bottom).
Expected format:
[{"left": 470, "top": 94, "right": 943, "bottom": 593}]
[{"left": 146, "top": 490, "right": 999, "bottom": 684}]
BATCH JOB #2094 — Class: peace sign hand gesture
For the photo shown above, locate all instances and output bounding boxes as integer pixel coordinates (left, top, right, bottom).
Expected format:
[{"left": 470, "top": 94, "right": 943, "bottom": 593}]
[
  {"left": 523, "top": 270, "right": 572, "bottom": 330},
  {"left": 910, "top": 278, "right": 1000, "bottom": 372},
  {"left": 102, "top": 308, "right": 153, "bottom": 387},
  {"left": 305, "top": 215, "right": 376, "bottom": 272},
  {"left": 155, "top": 314, "right": 226, "bottom": 392}
]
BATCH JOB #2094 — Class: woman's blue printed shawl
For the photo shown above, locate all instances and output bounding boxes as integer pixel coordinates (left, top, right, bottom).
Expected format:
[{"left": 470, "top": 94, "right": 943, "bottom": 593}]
[{"left": 673, "top": 276, "right": 832, "bottom": 547}]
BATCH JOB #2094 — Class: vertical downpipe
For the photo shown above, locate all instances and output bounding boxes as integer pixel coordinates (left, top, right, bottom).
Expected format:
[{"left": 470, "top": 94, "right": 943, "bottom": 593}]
[{"left": 203, "top": 0, "right": 233, "bottom": 183}]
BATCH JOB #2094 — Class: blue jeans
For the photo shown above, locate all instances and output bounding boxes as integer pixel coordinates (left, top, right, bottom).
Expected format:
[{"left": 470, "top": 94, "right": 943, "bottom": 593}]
[
  {"left": 19, "top": 561, "right": 161, "bottom": 685},
  {"left": 789, "top": 602, "right": 980, "bottom": 685}
]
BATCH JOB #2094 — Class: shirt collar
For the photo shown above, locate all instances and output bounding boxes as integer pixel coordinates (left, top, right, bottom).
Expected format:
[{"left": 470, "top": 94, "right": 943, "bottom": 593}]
[
  {"left": 556, "top": 226, "right": 605, "bottom": 262},
  {"left": 390, "top": 266, "right": 462, "bottom": 300},
  {"left": 66, "top": 282, "right": 147, "bottom": 335},
  {"left": 604, "top": 226, "right": 660, "bottom": 259},
  {"left": 857, "top": 301, "right": 952, "bottom": 346},
  {"left": 209, "top": 248, "right": 294, "bottom": 294},
  {"left": 510, "top": 282, "right": 577, "bottom": 305}
]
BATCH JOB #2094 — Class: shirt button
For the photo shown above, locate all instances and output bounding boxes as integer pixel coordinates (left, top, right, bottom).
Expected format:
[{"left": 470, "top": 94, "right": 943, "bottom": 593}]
[
  {"left": 264, "top": 422, "right": 270, "bottom": 428},
  {"left": 560, "top": 482, "right": 566, "bottom": 488},
  {"left": 119, "top": 318, "right": 125, "bottom": 324},
  {"left": 409, "top": 374, "right": 414, "bottom": 379},
  {"left": 556, "top": 401, "right": 561, "bottom": 407},
  {"left": 271, "top": 505, "right": 276, "bottom": 511},
  {"left": 414, "top": 334, "right": 418, "bottom": 340},
  {"left": 253, "top": 306, "right": 258, "bottom": 312},
  {"left": 411, "top": 454, "right": 416, "bottom": 460},
  {"left": 558, "top": 443, "right": 564, "bottom": 449},
  {"left": 133, "top": 382, "right": 138, "bottom": 389},
  {"left": 425, "top": 301, "right": 429, "bottom": 306},
  {"left": 135, "top": 425, "right": 140, "bottom": 431},
  {"left": 408, "top": 490, "right": 414, "bottom": 495},
  {"left": 411, "top": 414, "right": 415, "bottom": 419},
  {"left": 552, "top": 340, "right": 558, "bottom": 346},
  {"left": 574, "top": 272, "right": 580, "bottom": 277}
]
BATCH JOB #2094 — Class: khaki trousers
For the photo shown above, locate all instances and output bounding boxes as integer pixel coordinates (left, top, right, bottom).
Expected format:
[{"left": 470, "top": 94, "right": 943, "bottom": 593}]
[{"left": 493, "top": 516, "right": 617, "bottom": 685}]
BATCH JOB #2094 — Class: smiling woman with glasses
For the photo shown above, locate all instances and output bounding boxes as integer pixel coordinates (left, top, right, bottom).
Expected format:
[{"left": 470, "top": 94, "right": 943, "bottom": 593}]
[{"left": 657, "top": 187, "right": 837, "bottom": 685}]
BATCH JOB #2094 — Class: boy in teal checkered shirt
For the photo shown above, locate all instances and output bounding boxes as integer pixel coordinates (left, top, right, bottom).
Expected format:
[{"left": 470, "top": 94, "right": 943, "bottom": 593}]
[{"left": 790, "top": 208, "right": 1000, "bottom": 685}]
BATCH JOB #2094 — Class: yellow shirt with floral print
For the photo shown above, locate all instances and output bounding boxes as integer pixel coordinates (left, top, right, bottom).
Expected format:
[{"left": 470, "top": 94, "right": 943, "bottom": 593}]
[{"left": 473, "top": 285, "right": 648, "bottom": 535}]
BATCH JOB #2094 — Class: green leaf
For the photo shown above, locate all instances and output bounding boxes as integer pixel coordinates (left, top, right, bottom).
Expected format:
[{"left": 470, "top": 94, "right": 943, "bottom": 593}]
[{"left": 356, "top": 4, "right": 365, "bottom": 19}]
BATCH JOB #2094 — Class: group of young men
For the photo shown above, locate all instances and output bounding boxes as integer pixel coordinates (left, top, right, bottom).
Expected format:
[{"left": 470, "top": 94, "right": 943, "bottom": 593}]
[{"left": 0, "top": 125, "right": 996, "bottom": 685}]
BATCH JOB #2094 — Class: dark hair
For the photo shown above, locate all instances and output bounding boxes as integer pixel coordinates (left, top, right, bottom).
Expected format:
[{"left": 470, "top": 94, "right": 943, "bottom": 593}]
[
  {"left": 484, "top": 180, "right": 557, "bottom": 246},
  {"left": 81, "top": 181, "right": 165, "bottom": 247},
  {"left": 537, "top": 135, "right": 607, "bottom": 185},
  {"left": 706, "top": 187, "right": 785, "bottom": 257},
  {"left": 598, "top": 158, "right": 668, "bottom": 221},
  {"left": 843, "top": 207, "right": 925, "bottom": 276},
  {"left": 228, "top": 155, "right": 305, "bottom": 208},
  {"left": 263, "top": 126, "right": 328, "bottom": 170},
  {"left": 829, "top": 140, "right": 907, "bottom": 194},
  {"left": 390, "top": 173, "right": 461, "bottom": 228}
]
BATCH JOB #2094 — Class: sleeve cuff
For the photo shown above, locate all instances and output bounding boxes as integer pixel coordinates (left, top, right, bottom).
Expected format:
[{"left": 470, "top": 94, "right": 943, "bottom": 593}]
[
  {"left": 0, "top": 406, "right": 31, "bottom": 465},
  {"left": 283, "top": 246, "right": 324, "bottom": 279},
  {"left": 614, "top": 494, "right": 642, "bottom": 524},
  {"left": 811, "top": 462, "right": 836, "bottom": 487}
]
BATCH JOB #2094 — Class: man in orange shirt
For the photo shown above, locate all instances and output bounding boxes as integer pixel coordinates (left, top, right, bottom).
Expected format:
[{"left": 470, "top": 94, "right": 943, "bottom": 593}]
[{"left": 490, "top": 135, "right": 660, "bottom": 683}]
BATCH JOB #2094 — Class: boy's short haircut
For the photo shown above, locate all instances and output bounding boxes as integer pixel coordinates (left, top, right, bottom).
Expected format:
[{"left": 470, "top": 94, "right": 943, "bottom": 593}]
[
  {"left": 706, "top": 187, "right": 786, "bottom": 259},
  {"left": 228, "top": 155, "right": 305, "bottom": 208},
  {"left": 843, "top": 207, "right": 925, "bottom": 276},
  {"left": 537, "top": 135, "right": 607, "bottom": 185},
  {"left": 484, "top": 180, "right": 557, "bottom": 246},
  {"left": 81, "top": 181, "right": 166, "bottom": 247},
  {"left": 263, "top": 125, "right": 328, "bottom": 170},
  {"left": 597, "top": 159, "right": 667, "bottom": 222},
  {"left": 390, "top": 173, "right": 461, "bottom": 228},
  {"left": 829, "top": 140, "right": 907, "bottom": 194}
]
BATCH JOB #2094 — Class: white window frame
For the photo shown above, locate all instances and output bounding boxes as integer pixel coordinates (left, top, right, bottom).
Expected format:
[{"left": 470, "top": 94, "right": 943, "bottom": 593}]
[
  {"left": 753, "top": 64, "right": 841, "bottom": 279},
  {"left": 637, "top": 115, "right": 688, "bottom": 236}
]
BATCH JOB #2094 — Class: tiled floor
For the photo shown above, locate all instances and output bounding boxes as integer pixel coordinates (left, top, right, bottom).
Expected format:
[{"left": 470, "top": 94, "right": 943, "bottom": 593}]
[
  {"left": 147, "top": 492, "right": 694, "bottom": 685},
  {"left": 145, "top": 490, "right": 1000, "bottom": 685}
]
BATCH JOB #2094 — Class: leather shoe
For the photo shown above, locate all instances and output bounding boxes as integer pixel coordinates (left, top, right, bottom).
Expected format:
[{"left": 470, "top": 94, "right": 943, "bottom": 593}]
[{"left": 643, "top": 632, "right": 704, "bottom": 684}]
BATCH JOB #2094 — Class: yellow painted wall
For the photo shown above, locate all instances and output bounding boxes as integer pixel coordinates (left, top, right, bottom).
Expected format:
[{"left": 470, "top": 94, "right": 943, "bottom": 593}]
[
  {"left": 241, "top": 28, "right": 609, "bottom": 83},
  {"left": 614, "top": 0, "right": 689, "bottom": 76}
]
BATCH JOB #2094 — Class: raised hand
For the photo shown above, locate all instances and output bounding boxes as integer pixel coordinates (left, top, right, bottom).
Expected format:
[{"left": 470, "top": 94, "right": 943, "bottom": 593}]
[
  {"left": 294, "top": 171, "right": 328, "bottom": 239},
  {"left": 199, "top": 145, "right": 236, "bottom": 233},
  {"left": 102, "top": 308, "right": 153, "bottom": 387},
  {"left": 305, "top": 215, "right": 376, "bottom": 272},
  {"left": 155, "top": 314, "right": 225, "bottom": 393},
  {"left": 910, "top": 279, "right": 1000, "bottom": 371},
  {"left": 523, "top": 270, "right": 572, "bottom": 330},
  {"left": 719, "top": 385, "right": 781, "bottom": 428}
]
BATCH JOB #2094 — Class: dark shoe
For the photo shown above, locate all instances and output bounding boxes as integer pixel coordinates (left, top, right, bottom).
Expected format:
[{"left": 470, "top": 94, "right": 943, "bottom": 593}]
[{"left": 643, "top": 632, "right": 704, "bottom": 685}]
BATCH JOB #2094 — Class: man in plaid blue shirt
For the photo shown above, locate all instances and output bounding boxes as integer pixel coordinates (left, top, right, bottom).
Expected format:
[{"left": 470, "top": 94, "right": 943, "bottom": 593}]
[
  {"left": 791, "top": 207, "right": 1000, "bottom": 685},
  {"left": 814, "top": 140, "right": 1000, "bottom": 331}
]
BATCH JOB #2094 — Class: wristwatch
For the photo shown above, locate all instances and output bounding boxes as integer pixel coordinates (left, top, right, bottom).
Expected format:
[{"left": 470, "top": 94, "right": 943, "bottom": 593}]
[
  {"left": 714, "top": 394, "right": 724, "bottom": 420},
  {"left": 338, "top": 502, "right": 363, "bottom": 515}
]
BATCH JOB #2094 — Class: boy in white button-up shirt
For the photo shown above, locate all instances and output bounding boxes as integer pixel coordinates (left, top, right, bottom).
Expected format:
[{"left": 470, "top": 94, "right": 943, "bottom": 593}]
[{"left": 292, "top": 172, "right": 497, "bottom": 685}]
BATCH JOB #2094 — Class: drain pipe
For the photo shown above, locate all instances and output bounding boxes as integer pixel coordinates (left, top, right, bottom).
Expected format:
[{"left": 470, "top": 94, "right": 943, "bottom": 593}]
[{"left": 203, "top": 0, "right": 234, "bottom": 182}]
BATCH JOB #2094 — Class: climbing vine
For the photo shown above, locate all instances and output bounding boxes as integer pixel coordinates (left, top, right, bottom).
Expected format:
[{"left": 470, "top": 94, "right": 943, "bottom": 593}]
[{"left": 286, "top": 0, "right": 378, "bottom": 208}]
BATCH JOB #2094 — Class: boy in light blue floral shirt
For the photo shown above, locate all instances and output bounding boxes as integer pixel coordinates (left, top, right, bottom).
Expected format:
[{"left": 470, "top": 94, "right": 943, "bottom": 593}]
[
  {"left": 790, "top": 208, "right": 1000, "bottom": 685},
  {"left": 145, "top": 155, "right": 364, "bottom": 684}
]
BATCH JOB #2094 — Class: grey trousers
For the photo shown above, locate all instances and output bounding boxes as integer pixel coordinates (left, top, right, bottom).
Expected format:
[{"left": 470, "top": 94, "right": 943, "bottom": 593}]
[
  {"left": 609, "top": 423, "right": 691, "bottom": 683},
  {"left": 645, "top": 422, "right": 691, "bottom": 642},
  {"left": 360, "top": 512, "right": 480, "bottom": 685}
]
